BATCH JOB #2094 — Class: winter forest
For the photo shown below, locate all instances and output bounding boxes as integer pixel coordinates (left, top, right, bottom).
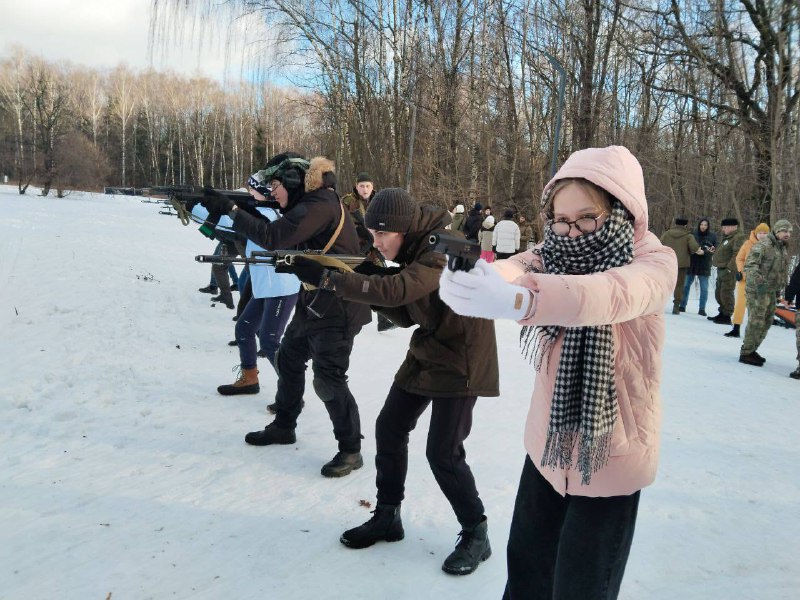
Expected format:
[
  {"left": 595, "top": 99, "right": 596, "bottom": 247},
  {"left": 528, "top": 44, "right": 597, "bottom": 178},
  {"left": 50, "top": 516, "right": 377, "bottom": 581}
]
[{"left": 1, "top": 0, "right": 799, "bottom": 234}]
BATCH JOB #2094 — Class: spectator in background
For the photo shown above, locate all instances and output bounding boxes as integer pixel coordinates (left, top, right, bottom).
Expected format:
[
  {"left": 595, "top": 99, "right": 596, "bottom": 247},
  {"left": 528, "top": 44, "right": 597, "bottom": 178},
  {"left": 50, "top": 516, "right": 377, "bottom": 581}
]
[
  {"left": 680, "top": 217, "right": 716, "bottom": 316},
  {"left": 450, "top": 204, "right": 466, "bottom": 232},
  {"left": 739, "top": 220, "right": 793, "bottom": 366},
  {"left": 518, "top": 214, "right": 534, "bottom": 251},
  {"left": 725, "top": 223, "right": 769, "bottom": 338},
  {"left": 493, "top": 208, "right": 521, "bottom": 259},
  {"left": 709, "top": 217, "right": 746, "bottom": 325},
  {"left": 478, "top": 215, "right": 496, "bottom": 263},
  {"left": 659, "top": 217, "right": 701, "bottom": 315},
  {"left": 463, "top": 203, "right": 484, "bottom": 242}
]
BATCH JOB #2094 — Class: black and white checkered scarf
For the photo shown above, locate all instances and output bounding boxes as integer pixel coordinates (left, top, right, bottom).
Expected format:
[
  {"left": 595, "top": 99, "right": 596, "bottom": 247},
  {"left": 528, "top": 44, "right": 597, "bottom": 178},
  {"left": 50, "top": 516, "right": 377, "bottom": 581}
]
[{"left": 521, "top": 200, "right": 634, "bottom": 485}]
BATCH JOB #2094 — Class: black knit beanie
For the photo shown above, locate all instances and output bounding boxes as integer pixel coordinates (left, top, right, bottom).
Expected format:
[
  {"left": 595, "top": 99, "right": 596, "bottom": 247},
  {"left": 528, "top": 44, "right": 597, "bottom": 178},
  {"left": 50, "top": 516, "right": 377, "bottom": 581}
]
[
  {"left": 675, "top": 217, "right": 688, "bottom": 226},
  {"left": 365, "top": 188, "right": 418, "bottom": 233}
]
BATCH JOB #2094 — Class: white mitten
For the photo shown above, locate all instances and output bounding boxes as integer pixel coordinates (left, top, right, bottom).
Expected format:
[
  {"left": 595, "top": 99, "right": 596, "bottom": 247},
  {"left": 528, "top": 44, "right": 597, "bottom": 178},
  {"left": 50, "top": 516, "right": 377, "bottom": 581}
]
[{"left": 439, "top": 259, "right": 534, "bottom": 320}]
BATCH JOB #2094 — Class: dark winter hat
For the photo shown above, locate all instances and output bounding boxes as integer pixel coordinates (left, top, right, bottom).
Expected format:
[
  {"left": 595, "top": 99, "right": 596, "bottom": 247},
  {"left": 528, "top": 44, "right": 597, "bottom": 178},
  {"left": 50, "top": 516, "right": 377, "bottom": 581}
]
[
  {"left": 473, "top": 202, "right": 483, "bottom": 212},
  {"left": 365, "top": 188, "right": 419, "bottom": 233},
  {"left": 247, "top": 171, "right": 270, "bottom": 197},
  {"left": 721, "top": 217, "right": 739, "bottom": 226},
  {"left": 675, "top": 217, "right": 688, "bottom": 226},
  {"left": 356, "top": 172, "right": 372, "bottom": 183},
  {"left": 504, "top": 208, "right": 515, "bottom": 219}
]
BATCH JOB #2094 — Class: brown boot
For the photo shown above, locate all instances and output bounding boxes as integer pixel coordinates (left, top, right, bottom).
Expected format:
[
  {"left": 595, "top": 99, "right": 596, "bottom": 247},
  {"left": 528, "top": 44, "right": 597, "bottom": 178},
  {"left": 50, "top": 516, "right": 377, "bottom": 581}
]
[{"left": 218, "top": 367, "right": 260, "bottom": 396}]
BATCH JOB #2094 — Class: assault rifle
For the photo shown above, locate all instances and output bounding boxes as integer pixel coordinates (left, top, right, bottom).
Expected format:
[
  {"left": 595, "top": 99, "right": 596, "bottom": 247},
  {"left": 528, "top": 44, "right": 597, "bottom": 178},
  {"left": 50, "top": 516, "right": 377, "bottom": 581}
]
[
  {"left": 144, "top": 185, "right": 279, "bottom": 237},
  {"left": 429, "top": 232, "right": 481, "bottom": 271},
  {"left": 196, "top": 249, "right": 365, "bottom": 271},
  {"left": 197, "top": 250, "right": 367, "bottom": 318}
]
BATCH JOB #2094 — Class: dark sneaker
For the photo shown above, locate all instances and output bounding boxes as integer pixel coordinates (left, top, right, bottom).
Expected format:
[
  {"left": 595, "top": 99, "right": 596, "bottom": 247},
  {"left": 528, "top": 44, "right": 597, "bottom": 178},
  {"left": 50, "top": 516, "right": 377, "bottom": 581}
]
[
  {"left": 790, "top": 368, "right": 800, "bottom": 380},
  {"left": 724, "top": 325, "right": 740, "bottom": 338},
  {"left": 244, "top": 422, "right": 296, "bottom": 446},
  {"left": 321, "top": 451, "right": 363, "bottom": 478},
  {"left": 698, "top": 309, "right": 707, "bottom": 316},
  {"left": 211, "top": 294, "right": 235, "bottom": 309},
  {"left": 199, "top": 285, "right": 218, "bottom": 294},
  {"left": 228, "top": 340, "right": 238, "bottom": 346},
  {"left": 442, "top": 516, "right": 491, "bottom": 576},
  {"left": 739, "top": 352, "right": 764, "bottom": 367},
  {"left": 266, "top": 399, "right": 305, "bottom": 414},
  {"left": 340, "top": 504, "right": 404, "bottom": 549},
  {"left": 679, "top": 307, "right": 686, "bottom": 312}
]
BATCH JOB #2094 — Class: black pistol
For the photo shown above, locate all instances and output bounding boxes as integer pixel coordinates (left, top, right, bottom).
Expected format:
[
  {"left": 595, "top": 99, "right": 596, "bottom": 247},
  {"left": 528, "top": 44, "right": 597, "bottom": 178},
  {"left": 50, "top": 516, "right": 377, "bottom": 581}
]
[{"left": 429, "top": 232, "right": 481, "bottom": 272}]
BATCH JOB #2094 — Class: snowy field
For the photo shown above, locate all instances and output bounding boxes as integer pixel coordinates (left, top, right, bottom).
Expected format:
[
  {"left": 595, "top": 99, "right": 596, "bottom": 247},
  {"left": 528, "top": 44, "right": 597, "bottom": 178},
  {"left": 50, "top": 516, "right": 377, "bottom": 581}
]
[{"left": 1, "top": 185, "right": 798, "bottom": 600}]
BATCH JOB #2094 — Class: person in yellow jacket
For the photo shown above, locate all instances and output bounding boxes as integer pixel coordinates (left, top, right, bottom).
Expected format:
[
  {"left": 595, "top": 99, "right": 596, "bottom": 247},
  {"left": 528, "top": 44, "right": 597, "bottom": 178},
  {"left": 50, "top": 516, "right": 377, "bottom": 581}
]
[{"left": 724, "top": 223, "right": 769, "bottom": 338}]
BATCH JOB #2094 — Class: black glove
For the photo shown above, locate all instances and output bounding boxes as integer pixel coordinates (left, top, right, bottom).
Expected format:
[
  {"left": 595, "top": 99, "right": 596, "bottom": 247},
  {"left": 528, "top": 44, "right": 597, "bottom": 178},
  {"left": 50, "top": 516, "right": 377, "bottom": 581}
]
[
  {"left": 735, "top": 271, "right": 743, "bottom": 282},
  {"left": 200, "top": 187, "right": 235, "bottom": 216},
  {"left": 354, "top": 260, "right": 402, "bottom": 277},
  {"left": 275, "top": 255, "right": 325, "bottom": 285}
]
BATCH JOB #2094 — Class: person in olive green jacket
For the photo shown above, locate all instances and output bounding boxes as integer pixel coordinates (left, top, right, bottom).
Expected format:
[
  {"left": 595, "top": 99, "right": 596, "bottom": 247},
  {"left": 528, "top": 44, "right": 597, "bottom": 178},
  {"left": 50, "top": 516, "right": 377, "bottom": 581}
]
[
  {"left": 739, "top": 219, "right": 793, "bottom": 365},
  {"left": 281, "top": 188, "right": 498, "bottom": 576},
  {"left": 709, "top": 217, "right": 746, "bottom": 324},
  {"left": 660, "top": 217, "right": 702, "bottom": 314}
]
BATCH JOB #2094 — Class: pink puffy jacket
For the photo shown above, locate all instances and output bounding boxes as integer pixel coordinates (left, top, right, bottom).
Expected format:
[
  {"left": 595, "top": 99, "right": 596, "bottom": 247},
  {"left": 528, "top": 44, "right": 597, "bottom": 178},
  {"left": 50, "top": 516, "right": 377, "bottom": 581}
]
[{"left": 495, "top": 146, "right": 677, "bottom": 497}]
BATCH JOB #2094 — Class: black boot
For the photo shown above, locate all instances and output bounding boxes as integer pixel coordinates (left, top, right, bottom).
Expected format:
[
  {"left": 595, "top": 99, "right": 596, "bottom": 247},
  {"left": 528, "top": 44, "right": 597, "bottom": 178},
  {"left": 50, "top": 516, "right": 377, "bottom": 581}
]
[
  {"left": 340, "top": 504, "right": 404, "bottom": 549},
  {"left": 321, "top": 451, "right": 363, "bottom": 478},
  {"left": 724, "top": 324, "right": 741, "bottom": 338},
  {"left": 698, "top": 309, "right": 707, "bottom": 316},
  {"left": 211, "top": 293, "right": 235, "bottom": 309},
  {"left": 198, "top": 284, "right": 218, "bottom": 294},
  {"left": 739, "top": 352, "right": 764, "bottom": 366},
  {"left": 244, "top": 421, "right": 296, "bottom": 446},
  {"left": 266, "top": 399, "right": 305, "bottom": 414},
  {"left": 712, "top": 313, "right": 732, "bottom": 325},
  {"left": 442, "top": 516, "right": 492, "bottom": 576},
  {"left": 752, "top": 350, "right": 766, "bottom": 363},
  {"left": 790, "top": 367, "right": 800, "bottom": 380}
]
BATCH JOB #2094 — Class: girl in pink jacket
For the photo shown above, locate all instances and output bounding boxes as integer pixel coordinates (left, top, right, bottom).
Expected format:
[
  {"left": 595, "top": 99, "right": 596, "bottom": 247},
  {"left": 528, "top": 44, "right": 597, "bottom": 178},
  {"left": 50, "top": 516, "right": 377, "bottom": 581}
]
[{"left": 440, "top": 146, "right": 676, "bottom": 599}]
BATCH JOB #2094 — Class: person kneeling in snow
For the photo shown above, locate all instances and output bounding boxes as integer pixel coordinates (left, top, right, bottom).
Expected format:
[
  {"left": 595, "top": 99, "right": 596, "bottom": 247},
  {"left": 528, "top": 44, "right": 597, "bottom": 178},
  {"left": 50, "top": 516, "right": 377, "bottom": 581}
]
[{"left": 280, "top": 188, "right": 499, "bottom": 576}]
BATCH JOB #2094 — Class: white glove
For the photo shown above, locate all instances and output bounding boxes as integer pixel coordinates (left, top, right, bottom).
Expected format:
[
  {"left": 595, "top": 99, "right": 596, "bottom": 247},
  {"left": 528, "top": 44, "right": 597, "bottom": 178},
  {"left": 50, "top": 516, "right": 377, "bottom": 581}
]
[{"left": 439, "top": 259, "right": 534, "bottom": 320}]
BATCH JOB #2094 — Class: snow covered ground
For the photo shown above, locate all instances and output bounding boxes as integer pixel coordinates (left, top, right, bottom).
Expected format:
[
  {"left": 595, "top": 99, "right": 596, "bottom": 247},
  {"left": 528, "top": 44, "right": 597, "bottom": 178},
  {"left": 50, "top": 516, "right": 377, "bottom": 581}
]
[{"left": 1, "top": 185, "right": 798, "bottom": 600}]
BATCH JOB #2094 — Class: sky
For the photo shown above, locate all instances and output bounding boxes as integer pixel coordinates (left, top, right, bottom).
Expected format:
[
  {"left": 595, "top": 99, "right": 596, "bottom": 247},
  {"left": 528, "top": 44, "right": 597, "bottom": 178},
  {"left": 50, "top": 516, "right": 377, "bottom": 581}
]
[
  {"left": 1, "top": 184, "right": 799, "bottom": 599},
  {"left": 0, "top": 0, "right": 272, "bottom": 80}
]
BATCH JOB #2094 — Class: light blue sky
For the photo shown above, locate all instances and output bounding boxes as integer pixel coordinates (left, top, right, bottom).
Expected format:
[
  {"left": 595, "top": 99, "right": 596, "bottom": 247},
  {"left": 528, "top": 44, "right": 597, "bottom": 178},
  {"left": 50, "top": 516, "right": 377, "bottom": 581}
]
[{"left": 0, "top": 0, "right": 258, "bottom": 79}]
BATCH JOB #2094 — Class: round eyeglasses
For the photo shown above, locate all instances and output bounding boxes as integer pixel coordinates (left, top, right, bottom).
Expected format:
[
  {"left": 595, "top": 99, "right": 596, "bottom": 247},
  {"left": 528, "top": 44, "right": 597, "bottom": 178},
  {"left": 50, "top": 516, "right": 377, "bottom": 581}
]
[{"left": 547, "top": 212, "right": 607, "bottom": 236}]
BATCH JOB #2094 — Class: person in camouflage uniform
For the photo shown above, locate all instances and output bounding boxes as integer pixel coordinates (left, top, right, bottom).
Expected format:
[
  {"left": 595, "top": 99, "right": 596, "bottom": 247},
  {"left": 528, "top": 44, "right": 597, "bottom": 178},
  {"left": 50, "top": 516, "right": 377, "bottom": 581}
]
[
  {"left": 739, "top": 219, "right": 793, "bottom": 366},
  {"left": 660, "top": 217, "right": 701, "bottom": 314},
  {"left": 708, "top": 217, "right": 746, "bottom": 325}
]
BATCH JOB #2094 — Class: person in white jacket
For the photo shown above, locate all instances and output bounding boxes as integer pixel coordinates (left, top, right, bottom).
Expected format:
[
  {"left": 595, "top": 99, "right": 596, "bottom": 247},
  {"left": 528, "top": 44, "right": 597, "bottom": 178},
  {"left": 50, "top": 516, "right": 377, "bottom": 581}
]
[{"left": 493, "top": 209, "right": 521, "bottom": 259}]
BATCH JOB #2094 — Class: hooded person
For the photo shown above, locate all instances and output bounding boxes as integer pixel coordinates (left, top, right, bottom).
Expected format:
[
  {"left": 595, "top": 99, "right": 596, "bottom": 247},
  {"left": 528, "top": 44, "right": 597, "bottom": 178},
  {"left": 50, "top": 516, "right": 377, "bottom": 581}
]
[
  {"left": 277, "top": 187, "right": 500, "bottom": 576},
  {"left": 450, "top": 203, "right": 466, "bottom": 232},
  {"left": 739, "top": 219, "right": 793, "bottom": 365},
  {"left": 680, "top": 217, "right": 717, "bottom": 315},
  {"left": 462, "top": 202, "right": 484, "bottom": 242},
  {"left": 725, "top": 222, "right": 770, "bottom": 337},
  {"left": 438, "top": 146, "right": 676, "bottom": 599},
  {"left": 201, "top": 153, "right": 372, "bottom": 478},
  {"left": 660, "top": 217, "right": 701, "bottom": 314}
]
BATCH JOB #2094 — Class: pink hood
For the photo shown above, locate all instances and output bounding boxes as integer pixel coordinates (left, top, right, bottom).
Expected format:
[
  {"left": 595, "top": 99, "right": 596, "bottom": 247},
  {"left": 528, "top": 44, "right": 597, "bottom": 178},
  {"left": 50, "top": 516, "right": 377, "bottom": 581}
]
[{"left": 496, "top": 146, "right": 677, "bottom": 497}]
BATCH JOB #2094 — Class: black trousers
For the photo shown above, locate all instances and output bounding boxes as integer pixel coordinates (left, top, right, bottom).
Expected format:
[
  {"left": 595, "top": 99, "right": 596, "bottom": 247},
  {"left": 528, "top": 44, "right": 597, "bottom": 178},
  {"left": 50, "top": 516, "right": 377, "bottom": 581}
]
[
  {"left": 273, "top": 317, "right": 361, "bottom": 453},
  {"left": 375, "top": 383, "right": 484, "bottom": 528},
  {"left": 502, "top": 456, "right": 640, "bottom": 600}
]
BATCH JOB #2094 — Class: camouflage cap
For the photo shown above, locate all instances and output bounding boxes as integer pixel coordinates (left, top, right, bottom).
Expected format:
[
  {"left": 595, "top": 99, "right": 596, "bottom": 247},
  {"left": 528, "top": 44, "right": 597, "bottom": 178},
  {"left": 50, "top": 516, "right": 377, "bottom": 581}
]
[{"left": 773, "top": 219, "right": 793, "bottom": 233}]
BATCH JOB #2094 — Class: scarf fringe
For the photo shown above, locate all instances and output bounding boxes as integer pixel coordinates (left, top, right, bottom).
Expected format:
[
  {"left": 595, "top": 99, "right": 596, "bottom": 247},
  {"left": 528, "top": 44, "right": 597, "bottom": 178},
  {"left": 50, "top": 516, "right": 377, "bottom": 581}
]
[
  {"left": 520, "top": 325, "right": 558, "bottom": 372},
  {"left": 541, "top": 429, "right": 613, "bottom": 486}
]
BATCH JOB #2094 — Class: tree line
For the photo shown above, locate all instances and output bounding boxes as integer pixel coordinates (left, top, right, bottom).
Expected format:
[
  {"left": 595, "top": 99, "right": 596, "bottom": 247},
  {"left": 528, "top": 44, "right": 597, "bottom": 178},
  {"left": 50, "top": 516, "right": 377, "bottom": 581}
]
[{"left": 2, "top": 0, "right": 799, "bottom": 241}]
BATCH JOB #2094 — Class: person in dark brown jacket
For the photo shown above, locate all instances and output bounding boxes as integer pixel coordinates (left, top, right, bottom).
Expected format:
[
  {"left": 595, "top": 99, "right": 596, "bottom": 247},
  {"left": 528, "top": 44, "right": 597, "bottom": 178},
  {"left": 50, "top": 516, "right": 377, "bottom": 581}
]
[{"left": 282, "top": 188, "right": 499, "bottom": 576}]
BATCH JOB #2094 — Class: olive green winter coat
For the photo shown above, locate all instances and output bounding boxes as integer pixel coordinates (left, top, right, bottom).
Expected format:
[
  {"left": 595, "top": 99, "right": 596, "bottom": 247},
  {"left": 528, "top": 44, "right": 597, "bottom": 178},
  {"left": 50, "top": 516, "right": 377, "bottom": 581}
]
[
  {"left": 659, "top": 226, "right": 700, "bottom": 269},
  {"left": 712, "top": 229, "right": 746, "bottom": 271}
]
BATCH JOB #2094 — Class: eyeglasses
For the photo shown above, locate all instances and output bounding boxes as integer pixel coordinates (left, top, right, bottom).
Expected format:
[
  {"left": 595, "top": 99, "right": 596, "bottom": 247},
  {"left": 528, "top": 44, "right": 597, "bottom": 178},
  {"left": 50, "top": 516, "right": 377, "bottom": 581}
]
[
  {"left": 270, "top": 181, "right": 283, "bottom": 191},
  {"left": 547, "top": 212, "right": 606, "bottom": 236}
]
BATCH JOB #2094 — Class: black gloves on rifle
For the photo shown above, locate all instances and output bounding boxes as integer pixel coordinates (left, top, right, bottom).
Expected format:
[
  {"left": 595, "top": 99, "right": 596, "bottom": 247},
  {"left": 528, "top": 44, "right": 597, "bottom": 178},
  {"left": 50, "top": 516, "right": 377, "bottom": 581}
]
[
  {"left": 200, "top": 187, "right": 235, "bottom": 217},
  {"left": 275, "top": 256, "right": 326, "bottom": 286}
]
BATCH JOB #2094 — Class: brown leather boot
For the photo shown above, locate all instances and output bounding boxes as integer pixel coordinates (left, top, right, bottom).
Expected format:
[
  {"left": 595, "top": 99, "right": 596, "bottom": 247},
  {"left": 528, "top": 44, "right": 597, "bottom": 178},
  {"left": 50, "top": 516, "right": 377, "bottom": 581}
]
[{"left": 217, "top": 367, "right": 260, "bottom": 396}]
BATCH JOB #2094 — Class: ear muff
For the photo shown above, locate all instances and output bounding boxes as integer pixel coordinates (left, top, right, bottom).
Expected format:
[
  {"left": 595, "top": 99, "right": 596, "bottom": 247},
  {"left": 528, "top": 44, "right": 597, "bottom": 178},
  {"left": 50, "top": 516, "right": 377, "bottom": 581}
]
[{"left": 281, "top": 166, "right": 304, "bottom": 190}]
